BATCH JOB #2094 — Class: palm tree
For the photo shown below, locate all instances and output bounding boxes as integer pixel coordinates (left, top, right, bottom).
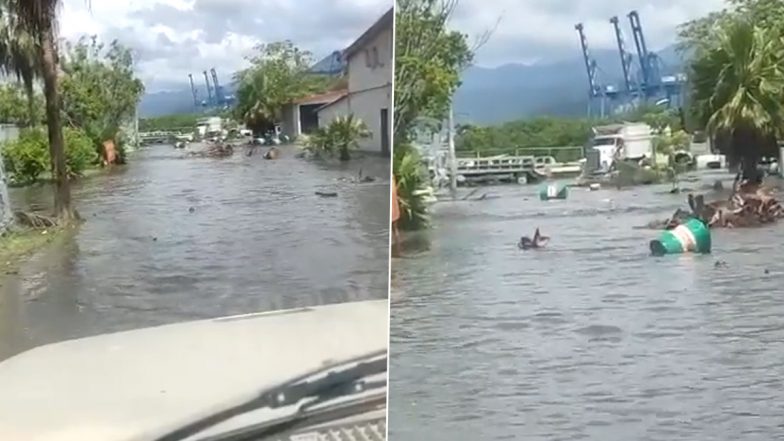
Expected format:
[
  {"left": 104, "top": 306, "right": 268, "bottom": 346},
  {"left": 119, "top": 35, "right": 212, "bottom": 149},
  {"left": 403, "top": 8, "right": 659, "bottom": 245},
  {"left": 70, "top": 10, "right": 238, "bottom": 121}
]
[
  {"left": 328, "top": 114, "right": 370, "bottom": 161},
  {"left": 5, "top": 0, "right": 75, "bottom": 221},
  {"left": 689, "top": 18, "right": 784, "bottom": 182}
]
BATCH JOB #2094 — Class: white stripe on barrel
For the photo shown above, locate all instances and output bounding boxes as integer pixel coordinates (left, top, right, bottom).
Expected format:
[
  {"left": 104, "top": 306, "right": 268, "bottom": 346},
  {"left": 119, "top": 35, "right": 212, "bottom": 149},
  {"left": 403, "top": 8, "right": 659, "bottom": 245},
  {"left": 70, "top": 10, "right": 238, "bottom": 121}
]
[
  {"left": 547, "top": 185, "right": 557, "bottom": 198},
  {"left": 670, "top": 224, "right": 697, "bottom": 251}
]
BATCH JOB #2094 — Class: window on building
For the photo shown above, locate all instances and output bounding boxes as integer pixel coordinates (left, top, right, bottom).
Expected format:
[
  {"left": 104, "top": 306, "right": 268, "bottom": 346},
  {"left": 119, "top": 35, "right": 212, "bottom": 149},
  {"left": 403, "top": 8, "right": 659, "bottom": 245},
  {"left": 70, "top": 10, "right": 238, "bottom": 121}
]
[
  {"left": 372, "top": 47, "right": 381, "bottom": 68},
  {"left": 365, "top": 49, "right": 372, "bottom": 67}
]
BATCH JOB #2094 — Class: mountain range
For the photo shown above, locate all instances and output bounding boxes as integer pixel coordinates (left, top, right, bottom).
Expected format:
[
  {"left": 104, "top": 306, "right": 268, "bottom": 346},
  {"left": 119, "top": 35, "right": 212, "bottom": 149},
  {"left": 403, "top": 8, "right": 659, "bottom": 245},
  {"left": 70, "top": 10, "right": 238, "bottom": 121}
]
[
  {"left": 138, "top": 44, "right": 687, "bottom": 124},
  {"left": 453, "top": 44, "right": 687, "bottom": 125}
]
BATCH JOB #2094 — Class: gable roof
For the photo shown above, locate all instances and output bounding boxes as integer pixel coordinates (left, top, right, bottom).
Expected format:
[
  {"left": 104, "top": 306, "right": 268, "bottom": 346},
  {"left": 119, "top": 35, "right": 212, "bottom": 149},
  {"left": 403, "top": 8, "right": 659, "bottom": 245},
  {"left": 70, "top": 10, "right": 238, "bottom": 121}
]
[{"left": 342, "top": 8, "right": 393, "bottom": 60}]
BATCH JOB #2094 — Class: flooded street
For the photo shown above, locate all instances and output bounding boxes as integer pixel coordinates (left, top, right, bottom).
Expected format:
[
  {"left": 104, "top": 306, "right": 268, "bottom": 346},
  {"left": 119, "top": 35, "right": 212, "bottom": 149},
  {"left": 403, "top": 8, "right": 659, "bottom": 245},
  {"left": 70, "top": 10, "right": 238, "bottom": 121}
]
[
  {"left": 0, "top": 144, "right": 390, "bottom": 361},
  {"left": 389, "top": 171, "right": 784, "bottom": 441}
]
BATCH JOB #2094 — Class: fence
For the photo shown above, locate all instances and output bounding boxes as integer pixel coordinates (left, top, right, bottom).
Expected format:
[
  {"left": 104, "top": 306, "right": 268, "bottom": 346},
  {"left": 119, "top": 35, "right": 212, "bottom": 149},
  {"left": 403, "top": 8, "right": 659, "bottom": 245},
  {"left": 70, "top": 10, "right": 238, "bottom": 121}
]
[{"left": 457, "top": 146, "right": 585, "bottom": 163}]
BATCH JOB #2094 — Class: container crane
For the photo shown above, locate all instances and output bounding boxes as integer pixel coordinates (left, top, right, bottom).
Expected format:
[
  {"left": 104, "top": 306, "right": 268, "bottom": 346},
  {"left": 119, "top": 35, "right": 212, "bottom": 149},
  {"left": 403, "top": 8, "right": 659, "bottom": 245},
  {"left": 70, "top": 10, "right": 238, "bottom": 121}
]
[
  {"left": 575, "top": 23, "right": 613, "bottom": 117},
  {"left": 202, "top": 70, "right": 214, "bottom": 106},
  {"left": 609, "top": 16, "right": 634, "bottom": 95},
  {"left": 188, "top": 74, "right": 199, "bottom": 107},
  {"left": 210, "top": 68, "right": 223, "bottom": 105},
  {"left": 627, "top": 10, "right": 660, "bottom": 97}
]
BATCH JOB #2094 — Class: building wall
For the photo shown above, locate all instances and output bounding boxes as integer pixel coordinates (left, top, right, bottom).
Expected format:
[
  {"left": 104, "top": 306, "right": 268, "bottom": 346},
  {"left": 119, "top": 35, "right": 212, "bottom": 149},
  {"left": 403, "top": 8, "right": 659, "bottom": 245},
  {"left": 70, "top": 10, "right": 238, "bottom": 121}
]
[
  {"left": 340, "top": 22, "right": 392, "bottom": 154},
  {"left": 347, "top": 86, "right": 391, "bottom": 153},
  {"left": 317, "top": 85, "right": 391, "bottom": 154},
  {"left": 317, "top": 99, "right": 349, "bottom": 130},
  {"left": 346, "top": 25, "right": 393, "bottom": 95},
  {"left": 280, "top": 103, "right": 300, "bottom": 139}
]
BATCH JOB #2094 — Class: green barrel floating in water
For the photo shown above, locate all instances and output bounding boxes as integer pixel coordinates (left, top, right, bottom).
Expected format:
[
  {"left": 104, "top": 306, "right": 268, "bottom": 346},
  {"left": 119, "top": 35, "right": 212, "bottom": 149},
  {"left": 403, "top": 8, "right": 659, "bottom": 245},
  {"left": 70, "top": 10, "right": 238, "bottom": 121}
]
[
  {"left": 539, "top": 182, "right": 568, "bottom": 201},
  {"left": 649, "top": 217, "right": 711, "bottom": 256}
]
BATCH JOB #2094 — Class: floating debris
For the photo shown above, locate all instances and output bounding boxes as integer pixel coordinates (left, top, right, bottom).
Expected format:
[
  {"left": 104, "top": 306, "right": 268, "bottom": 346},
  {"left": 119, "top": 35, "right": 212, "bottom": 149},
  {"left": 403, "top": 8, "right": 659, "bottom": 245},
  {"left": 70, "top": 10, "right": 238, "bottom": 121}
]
[
  {"left": 518, "top": 228, "right": 549, "bottom": 250},
  {"left": 189, "top": 142, "right": 234, "bottom": 158},
  {"left": 315, "top": 191, "right": 338, "bottom": 198}
]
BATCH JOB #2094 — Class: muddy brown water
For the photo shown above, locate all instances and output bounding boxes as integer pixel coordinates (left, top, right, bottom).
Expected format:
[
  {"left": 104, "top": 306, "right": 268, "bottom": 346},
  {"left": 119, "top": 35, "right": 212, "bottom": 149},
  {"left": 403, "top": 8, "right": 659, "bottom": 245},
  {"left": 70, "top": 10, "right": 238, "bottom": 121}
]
[
  {"left": 389, "top": 170, "right": 784, "bottom": 441},
  {"left": 0, "top": 144, "right": 390, "bottom": 360}
]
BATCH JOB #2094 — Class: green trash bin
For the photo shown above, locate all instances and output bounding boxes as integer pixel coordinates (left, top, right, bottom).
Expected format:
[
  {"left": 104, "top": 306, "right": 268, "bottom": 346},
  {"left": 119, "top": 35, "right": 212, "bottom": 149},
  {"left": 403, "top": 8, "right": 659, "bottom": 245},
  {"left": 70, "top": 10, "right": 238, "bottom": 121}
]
[{"left": 649, "top": 217, "right": 711, "bottom": 256}]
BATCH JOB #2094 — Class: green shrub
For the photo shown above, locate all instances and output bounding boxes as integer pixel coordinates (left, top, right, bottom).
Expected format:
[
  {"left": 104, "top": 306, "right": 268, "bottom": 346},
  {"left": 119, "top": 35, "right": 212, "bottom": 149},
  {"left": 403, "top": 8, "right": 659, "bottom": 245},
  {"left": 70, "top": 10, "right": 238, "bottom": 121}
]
[
  {"left": 64, "top": 127, "right": 99, "bottom": 176},
  {"left": 2, "top": 126, "right": 99, "bottom": 185},
  {"left": 393, "top": 143, "right": 430, "bottom": 230},
  {"left": 3, "top": 128, "right": 49, "bottom": 185}
]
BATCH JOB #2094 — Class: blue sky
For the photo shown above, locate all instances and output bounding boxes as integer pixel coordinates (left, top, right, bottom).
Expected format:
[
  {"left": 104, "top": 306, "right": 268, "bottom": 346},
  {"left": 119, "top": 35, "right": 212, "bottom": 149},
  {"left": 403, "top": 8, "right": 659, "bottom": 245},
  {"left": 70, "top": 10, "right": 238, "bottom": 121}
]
[{"left": 449, "top": 0, "right": 727, "bottom": 67}]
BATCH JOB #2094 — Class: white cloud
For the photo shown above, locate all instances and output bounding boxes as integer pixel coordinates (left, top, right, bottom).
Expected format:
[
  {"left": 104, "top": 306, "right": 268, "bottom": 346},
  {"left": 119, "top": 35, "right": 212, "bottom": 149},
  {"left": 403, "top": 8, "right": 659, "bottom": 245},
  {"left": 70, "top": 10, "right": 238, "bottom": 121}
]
[
  {"left": 59, "top": 0, "right": 390, "bottom": 92},
  {"left": 449, "top": 0, "right": 728, "bottom": 66}
]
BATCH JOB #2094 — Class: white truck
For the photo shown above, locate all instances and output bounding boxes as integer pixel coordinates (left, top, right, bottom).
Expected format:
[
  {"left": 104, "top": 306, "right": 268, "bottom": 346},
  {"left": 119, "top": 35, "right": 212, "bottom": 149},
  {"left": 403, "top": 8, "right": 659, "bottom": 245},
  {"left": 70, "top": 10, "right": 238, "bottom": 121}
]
[{"left": 589, "top": 122, "right": 656, "bottom": 171}]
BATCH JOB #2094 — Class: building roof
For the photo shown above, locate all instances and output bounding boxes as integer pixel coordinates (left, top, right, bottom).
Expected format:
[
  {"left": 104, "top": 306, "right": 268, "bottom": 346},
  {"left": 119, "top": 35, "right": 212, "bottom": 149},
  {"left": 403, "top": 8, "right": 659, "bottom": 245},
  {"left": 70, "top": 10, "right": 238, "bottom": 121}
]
[
  {"left": 293, "top": 89, "right": 348, "bottom": 106},
  {"left": 342, "top": 7, "right": 393, "bottom": 60},
  {"left": 309, "top": 51, "right": 346, "bottom": 76}
]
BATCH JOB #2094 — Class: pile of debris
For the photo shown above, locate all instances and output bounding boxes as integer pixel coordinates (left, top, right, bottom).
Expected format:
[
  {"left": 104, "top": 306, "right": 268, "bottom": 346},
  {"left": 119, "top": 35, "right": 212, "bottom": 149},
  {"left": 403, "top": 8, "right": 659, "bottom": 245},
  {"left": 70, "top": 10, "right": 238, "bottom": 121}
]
[
  {"left": 657, "top": 180, "right": 784, "bottom": 229},
  {"left": 691, "top": 185, "right": 784, "bottom": 228},
  {"left": 189, "top": 142, "right": 234, "bottom": 158}
]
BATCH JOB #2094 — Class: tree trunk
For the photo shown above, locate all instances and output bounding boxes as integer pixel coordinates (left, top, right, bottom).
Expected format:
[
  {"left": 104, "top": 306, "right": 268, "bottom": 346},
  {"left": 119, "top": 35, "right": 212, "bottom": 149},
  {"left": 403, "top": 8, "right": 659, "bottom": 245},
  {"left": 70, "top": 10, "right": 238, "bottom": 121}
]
[
  {"left": 339, "top": 145, "right": 350, "bottom": 161},
  {"left": 40, "top": 24, "right": 74, "bottom": 222},
  {"left": 732, "top": 126, "right": 762, "bottom": 185}
]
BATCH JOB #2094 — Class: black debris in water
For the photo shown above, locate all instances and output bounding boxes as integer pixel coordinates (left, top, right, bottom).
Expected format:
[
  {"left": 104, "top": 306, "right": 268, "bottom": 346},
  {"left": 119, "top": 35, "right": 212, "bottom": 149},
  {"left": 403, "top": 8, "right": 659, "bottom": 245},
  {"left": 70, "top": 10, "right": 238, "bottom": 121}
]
[{"left": 189, "top": 207, "right": 195, "bottom": 213}]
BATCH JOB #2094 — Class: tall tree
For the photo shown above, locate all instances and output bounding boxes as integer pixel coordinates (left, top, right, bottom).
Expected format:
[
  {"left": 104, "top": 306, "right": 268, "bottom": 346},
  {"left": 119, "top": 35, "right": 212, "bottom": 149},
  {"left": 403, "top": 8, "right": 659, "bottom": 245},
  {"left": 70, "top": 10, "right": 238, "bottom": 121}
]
[
  {"left": 5, "top": 0, "right": 74, "bottom": 221},
  {"left": 59, "top": 36, "right": 144, "bottom": 149},
  {"left": 233, "top": 40, "right": 329, "bottom": 135},
  {"left": 0, "top": 7, "right": 38, "bottom": 126},
  {"left": 689, "top": 18, "right": 784, "bottom": 181},
  {"left": 393, "top": 0, "right": 474, "bottom": 143}
]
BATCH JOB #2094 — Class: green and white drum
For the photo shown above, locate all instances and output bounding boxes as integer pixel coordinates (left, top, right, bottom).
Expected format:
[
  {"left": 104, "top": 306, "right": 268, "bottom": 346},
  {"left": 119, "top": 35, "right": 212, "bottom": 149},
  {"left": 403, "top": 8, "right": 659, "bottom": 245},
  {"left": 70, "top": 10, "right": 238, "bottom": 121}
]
[
  {"left": 539, "top": 183, "right": 568, "bottom": 201},
  {"left": 649, "top": 217, "right": 711, "bottom": 256}
]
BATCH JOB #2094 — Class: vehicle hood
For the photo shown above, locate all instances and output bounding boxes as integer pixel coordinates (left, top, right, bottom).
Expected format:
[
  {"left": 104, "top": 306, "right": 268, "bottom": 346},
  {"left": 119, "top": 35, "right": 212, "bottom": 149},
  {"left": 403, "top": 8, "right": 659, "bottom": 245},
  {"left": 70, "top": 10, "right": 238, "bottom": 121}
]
[{"left": 0, "top": 299, "right": 388, "bottom": 441}]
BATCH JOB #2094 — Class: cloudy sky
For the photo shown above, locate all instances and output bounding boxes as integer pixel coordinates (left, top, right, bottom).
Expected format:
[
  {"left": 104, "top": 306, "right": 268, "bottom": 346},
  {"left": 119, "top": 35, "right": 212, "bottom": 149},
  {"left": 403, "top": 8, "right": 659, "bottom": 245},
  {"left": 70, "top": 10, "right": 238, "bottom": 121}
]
[
  {"left": 449, "top": 0, "right": 727, "bottom": 67},
  {"left": 59, "top": 0, "right": 391, "bottom": 93},
  {"left": 58, "top": 0, "right": 729, "bottom": 93}
]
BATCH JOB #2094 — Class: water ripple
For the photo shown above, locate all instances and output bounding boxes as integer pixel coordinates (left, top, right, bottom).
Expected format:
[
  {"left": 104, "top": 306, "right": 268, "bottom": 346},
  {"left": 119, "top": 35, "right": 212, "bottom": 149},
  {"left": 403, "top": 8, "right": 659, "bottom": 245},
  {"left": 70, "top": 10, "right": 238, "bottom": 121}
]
[
  {"left": 0, "top": 145, "right": 390, "bottom": 359},
  {"left": 389, "top": 175, "right": 784, "bottom": 441}
]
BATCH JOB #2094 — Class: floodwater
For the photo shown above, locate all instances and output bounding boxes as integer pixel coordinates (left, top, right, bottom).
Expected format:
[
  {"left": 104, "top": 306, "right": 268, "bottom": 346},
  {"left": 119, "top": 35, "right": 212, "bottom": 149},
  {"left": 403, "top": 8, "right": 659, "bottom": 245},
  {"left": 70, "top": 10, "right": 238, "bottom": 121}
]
[
  {"left": 0, "top": 144, "right": 390, "bottom": 360},
  {"left": 389, "top": 171, "right": 784, "bottom": 441}
]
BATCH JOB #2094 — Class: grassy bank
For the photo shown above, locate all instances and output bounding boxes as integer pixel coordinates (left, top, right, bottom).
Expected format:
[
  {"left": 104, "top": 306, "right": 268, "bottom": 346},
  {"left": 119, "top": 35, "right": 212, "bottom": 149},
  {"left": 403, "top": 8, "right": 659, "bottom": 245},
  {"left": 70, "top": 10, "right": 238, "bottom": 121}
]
[
  {"left": 0, "top": 227, "right": 66, "bottom": 275},
  {"left": 7, "top": 166, "right": 108, "bottom": 189}
]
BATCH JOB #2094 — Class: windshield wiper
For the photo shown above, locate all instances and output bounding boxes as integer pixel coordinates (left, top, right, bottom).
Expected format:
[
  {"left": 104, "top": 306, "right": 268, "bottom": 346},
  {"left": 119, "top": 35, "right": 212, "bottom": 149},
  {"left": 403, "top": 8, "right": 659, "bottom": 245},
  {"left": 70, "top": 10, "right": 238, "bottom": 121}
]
[{"left": 155, "top": 350, "right": 387, "bottom": 441}]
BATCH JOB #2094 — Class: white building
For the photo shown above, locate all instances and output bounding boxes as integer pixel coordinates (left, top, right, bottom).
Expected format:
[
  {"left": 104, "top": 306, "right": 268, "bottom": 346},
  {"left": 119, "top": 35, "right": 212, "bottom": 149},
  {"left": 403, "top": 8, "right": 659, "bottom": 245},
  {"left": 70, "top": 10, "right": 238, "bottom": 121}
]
[{"left": 317, "top": 8, "right": 393, "bottom": 156}]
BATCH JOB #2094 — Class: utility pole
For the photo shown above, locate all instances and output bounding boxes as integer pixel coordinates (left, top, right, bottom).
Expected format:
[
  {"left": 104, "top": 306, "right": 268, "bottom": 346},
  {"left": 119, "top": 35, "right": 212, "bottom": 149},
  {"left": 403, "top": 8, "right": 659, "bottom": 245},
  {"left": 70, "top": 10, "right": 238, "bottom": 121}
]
[{"left": 448, "top": 102, "right": 457, "bottom": 198}]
